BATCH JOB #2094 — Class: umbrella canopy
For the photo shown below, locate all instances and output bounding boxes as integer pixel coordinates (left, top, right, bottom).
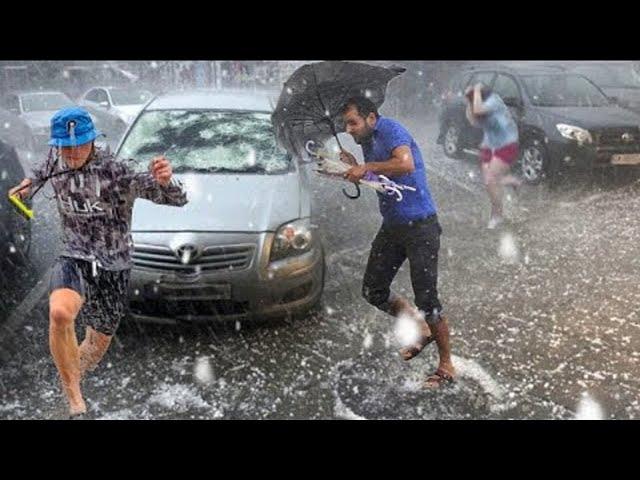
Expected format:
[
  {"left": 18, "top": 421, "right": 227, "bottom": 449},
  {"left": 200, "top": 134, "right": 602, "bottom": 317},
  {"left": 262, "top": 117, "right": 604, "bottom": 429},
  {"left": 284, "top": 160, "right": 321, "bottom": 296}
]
[{"left": 272, "top": 61, "right": 405, "bottom": 159}]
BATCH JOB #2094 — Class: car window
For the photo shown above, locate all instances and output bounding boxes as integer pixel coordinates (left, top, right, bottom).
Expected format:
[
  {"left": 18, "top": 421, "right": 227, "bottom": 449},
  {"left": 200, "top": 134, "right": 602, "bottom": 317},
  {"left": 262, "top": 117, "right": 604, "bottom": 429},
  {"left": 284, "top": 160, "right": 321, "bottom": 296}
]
[
  {"left": 109, "top": 89, "right": 152, "bottom": 106},
  {"left": 118, "top": 110, "right": 292, "bottom": 175},
  {"left": 95, "top": 89, "right": 109, "bottom": 104},
  {"left": 469, "top": 72, "right": 496, "bottom": 88},
  {"left": 572, "top": 63, "right": 640, "bottom": 89},
  {"left": 493, "top": 74, "right": 521, "bottom": 101},
  {"left": 521, "top": 74, "right": 610, "bottom": 107},
  {"left": 85, "top": 89, "right": 99, "bottom": 102}
]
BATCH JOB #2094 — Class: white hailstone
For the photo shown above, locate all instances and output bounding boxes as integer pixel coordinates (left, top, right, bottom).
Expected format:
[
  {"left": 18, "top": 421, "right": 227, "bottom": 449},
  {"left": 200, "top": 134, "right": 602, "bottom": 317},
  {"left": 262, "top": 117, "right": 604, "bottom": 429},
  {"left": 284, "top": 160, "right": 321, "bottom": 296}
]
[
  {"left": 394, "top": 313, "right": 419, "bottom": 347},
  {"left": 574, "top": 392, "right": 604, "bottom": 420},
  {"left": 498, "top": 232, "right": 520, "bottom": 264},
  {"left": 194, "top": 356, "right": 215, "bottom": 384}
]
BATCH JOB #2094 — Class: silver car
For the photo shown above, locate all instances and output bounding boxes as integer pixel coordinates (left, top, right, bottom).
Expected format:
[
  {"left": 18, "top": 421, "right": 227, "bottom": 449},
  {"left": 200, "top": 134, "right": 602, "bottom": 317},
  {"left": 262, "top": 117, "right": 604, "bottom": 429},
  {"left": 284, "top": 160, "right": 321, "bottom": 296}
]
[
  {"left": 0, "top": 90, "right": 126, "bottom": 152},
  {"left": 1, "top": 91, "right": 75, "bottom": 148},
  {"left": 78, "top": 86, "right": 154, "bottom": 124},
  {"left": 115, "top": 90, "right": 325, "bottom": 322}
]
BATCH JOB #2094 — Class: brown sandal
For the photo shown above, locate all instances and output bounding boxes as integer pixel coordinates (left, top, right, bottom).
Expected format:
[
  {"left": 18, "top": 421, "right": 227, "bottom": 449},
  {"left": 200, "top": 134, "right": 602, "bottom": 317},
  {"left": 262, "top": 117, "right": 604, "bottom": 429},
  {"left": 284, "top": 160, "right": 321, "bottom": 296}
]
[
  {"left": 423, "top": 368, "right": 455, "bottom": 388},
  {"left": 400, "top": 334, "right": 435, "bottom": 361}
]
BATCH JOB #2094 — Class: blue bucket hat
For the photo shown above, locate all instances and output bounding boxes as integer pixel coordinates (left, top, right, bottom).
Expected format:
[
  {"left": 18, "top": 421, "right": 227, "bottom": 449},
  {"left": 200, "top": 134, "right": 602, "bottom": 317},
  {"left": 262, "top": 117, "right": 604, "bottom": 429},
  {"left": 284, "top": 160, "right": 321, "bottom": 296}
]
[{"left": 49, "top": 106, "right": 103, "bottom": 147}]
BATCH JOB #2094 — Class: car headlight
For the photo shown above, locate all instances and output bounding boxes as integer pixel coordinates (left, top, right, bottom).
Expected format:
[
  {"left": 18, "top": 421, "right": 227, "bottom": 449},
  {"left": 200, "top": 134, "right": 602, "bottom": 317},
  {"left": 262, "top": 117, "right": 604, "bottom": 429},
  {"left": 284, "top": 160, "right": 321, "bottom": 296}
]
[
  {"left": 270, "top": 218, "right": 313, "bottom": 262},
  {"left": 556, "top": 124, "right": 593, "bottom": 145}
]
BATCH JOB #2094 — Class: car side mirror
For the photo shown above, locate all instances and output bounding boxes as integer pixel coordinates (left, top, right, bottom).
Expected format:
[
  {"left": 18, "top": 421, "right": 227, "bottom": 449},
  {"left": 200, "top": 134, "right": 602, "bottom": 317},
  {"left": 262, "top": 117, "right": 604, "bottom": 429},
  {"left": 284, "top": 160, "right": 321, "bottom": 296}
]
[
  {"left": 608, "top": 96, "right": 619, "bottom": 105},
  {"left": 99, "top": 101, "right": 109, "bottom": 108},
  {"left": 9, "top": 107, "right": 19, "bottom": 114}
]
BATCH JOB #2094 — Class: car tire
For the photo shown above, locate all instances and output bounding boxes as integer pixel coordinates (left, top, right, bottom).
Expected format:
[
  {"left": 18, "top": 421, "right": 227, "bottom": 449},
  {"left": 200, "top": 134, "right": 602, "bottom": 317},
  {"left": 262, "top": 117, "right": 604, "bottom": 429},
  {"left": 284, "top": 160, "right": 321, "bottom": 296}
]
[
  {"left": 442, "top": 123, "right": 464, "bottom": 159},
  {"left": 293, "top": 248, "right": 326, "bottom": 320},
  {"left": 519, "top": 138, "right": 552, "bottom": 185},
  {"left": 308, "top": 254, "right": 326, "bottom": 314}
]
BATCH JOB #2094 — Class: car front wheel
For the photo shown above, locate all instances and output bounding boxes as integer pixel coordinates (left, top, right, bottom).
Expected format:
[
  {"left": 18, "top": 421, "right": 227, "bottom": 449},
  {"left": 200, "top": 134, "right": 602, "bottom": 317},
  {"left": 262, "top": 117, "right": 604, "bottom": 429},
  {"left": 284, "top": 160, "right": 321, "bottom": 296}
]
[
  {"left": 443, "top": 123, "right": 463, "bottom": 159},
  {"left": 519, "top": 139, "right": 550, "bottom": 184}
]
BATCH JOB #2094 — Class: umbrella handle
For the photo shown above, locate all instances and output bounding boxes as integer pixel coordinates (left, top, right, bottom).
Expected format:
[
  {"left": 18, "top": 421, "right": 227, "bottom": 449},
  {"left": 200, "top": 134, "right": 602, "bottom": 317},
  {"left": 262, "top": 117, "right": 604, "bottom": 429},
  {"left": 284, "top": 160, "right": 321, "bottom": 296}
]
[
  {"left": 305, "top": 140, "right": 323, "bottom": 159},
  {"left": 342, "top": 182, "right": 361, "bottom": 200}
]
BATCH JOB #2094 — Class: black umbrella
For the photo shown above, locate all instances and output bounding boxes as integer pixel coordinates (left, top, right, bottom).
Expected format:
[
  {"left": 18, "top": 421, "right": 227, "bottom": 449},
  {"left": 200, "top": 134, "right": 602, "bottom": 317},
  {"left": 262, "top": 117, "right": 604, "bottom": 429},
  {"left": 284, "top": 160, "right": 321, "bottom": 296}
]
[{"left": 272, "top": 61, "right": 405, "bottom": 199}]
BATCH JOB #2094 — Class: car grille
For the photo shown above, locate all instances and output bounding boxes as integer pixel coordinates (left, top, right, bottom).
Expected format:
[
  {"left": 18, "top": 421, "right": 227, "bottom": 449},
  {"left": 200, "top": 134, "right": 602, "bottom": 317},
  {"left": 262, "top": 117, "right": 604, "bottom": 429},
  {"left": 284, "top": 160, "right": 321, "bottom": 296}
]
[
  {"left": 593, "top": 127, "right": 640, "bottom": 151},
  {"left": 130, "top": 299, "right": 250, "bottom": 318},
  {"left": 132, "top": 243, "right": 255, "bottom": 273}
]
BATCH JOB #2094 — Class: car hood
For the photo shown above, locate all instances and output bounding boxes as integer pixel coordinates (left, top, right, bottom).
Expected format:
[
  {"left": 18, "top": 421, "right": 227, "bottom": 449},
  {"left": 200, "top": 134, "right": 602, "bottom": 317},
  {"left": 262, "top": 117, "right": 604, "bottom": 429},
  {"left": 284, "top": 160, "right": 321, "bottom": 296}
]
[
  {"left": 537, "top": 106, "right": 640, "bottom": 129},
  {"left": 132, "top": 171, "right": 302, "bottom": 232}
]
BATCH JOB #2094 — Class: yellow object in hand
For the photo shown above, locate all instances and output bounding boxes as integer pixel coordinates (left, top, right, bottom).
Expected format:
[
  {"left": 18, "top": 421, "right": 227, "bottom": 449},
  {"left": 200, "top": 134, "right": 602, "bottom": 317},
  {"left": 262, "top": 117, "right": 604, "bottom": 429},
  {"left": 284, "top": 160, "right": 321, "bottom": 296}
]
[{"left": 8, "top": 194, "right": 34, "bottom": 220}]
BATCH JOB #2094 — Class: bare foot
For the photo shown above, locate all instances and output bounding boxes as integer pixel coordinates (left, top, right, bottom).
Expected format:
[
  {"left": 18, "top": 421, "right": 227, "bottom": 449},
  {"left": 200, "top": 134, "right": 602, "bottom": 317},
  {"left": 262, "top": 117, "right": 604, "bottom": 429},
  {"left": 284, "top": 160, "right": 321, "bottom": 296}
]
[
  {"left": 69, "top": 399, "right": 87, "bottom": 417},
  {"left": 58, "top": 376, "right": 87, "bottom": 416}
]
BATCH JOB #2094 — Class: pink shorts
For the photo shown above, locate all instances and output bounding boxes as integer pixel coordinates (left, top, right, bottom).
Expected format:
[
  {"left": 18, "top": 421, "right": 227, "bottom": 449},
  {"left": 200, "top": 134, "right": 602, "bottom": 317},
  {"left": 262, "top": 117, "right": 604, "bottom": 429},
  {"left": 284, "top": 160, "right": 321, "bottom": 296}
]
[{"left": 479, "top": 142, "right": 519, "bottom": 165}]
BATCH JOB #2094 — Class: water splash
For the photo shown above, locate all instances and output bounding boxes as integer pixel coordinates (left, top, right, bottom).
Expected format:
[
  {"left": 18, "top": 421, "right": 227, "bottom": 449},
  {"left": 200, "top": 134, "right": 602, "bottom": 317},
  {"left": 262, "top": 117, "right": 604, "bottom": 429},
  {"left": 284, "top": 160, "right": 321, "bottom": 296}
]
[
  {"left": 194, "top": 356, "right": 215, "bottom": 385},
  {"left": 394, "top": 313, "right": 420, "bottom": 347},
  {"left": 498, "top": 232, "right": 520, "bottom": 264},
  {"left": 574, "top": 392, "right": 604, "bottom": 420}
]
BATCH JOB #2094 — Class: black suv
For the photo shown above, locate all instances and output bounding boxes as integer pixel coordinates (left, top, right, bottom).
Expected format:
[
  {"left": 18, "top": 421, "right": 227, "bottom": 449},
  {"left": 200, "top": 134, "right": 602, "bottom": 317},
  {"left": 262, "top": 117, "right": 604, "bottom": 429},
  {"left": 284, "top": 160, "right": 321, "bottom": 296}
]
[{"left": 436, "top": 64, "right": 640, "bottom": 184}]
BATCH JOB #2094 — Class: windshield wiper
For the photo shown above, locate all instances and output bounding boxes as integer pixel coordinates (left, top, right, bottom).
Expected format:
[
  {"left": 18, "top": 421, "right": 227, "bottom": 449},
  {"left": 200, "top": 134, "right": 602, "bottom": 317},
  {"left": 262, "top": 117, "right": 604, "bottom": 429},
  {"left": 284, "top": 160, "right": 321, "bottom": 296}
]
[{"left": 171, "top": 165, "right": 268, "bottom": 174}]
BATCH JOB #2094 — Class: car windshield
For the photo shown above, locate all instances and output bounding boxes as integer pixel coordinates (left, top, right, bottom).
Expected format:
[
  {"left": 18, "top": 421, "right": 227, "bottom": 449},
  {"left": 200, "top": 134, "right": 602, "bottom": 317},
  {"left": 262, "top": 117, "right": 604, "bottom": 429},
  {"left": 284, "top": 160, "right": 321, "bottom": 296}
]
[
  {"left": 521, "top": 74, "right": 611, "bottom": 107},
  {"left": 109, "top": 88, "right": 153, "bottom": 106},
  {"left": 118, "top": 110, "right": 291, "bottom": 174},
  {"left": 571, "top": 63, "right": 640, "bottom": 89},
  {"left": 21, "top": 93, "right": 73, "bottom": 112}
]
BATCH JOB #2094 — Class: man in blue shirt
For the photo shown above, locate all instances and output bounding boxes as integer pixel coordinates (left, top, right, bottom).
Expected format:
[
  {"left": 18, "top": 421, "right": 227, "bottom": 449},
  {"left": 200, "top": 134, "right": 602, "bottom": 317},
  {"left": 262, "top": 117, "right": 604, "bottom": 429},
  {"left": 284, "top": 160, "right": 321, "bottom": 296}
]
[{"left": 339, "top": 96, "right": 455, "bottom": 387}]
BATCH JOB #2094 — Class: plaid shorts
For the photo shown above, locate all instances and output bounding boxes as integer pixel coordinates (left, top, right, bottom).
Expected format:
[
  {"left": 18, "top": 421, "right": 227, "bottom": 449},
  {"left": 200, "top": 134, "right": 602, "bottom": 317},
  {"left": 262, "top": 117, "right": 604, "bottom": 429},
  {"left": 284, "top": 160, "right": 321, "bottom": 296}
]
[{"left": 49, "top": 256, "right": 130, "bottom": 336}]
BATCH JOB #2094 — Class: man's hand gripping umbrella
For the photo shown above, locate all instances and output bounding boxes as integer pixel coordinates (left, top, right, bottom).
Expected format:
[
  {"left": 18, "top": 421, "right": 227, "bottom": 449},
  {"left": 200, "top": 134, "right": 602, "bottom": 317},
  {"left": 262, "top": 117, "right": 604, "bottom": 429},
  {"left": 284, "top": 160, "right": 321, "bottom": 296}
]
[{"left": 305, "top": 140, "right": 416, "bottom": 202}]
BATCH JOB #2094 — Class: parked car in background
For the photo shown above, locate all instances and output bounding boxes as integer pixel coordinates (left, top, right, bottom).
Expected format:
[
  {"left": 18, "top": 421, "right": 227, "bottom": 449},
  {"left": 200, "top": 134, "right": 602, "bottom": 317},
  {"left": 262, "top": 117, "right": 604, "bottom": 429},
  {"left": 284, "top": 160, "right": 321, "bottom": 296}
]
[
  {"left": 1, "top": 91, "right": 74, "bottom": 148},
  {"left": 58, "top": 63, "right": 139, "bottom": 99},
  {"left": 437, "top": 64, "right": 640, "bottom": 184},
  {"left": 115, "top": 90, "right": 325, "bottom": 323},
  {"left": 0, "top": 91, "right": 127, "bottom": 152},
  {"left": 78, "top": 86, "right": 153, "bottom": 124}
]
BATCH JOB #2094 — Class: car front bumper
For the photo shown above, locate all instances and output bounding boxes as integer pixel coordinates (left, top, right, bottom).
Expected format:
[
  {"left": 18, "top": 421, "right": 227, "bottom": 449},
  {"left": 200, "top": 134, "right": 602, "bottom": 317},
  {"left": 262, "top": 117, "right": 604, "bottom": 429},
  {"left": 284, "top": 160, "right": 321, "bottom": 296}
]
[{"left": 127, "top": 231, "right": 325, "bottom": 323}]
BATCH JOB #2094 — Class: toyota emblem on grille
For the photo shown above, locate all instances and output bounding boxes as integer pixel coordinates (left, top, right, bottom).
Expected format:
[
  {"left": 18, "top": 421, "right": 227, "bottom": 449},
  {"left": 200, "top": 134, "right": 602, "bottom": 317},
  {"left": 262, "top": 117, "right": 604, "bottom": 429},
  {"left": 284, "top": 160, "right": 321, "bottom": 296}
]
[
  {"left": 175, "top": 244, "right": 201, "bottom": 264},
  {"left": 622, "top": 132, "right": 634, "bottom": 143}
]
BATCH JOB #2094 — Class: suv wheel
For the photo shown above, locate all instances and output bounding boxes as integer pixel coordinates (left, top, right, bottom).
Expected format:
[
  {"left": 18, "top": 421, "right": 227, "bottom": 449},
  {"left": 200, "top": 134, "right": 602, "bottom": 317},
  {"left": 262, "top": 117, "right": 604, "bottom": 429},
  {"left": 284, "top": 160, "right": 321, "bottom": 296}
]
[
  {"left": 520, "top": 139, "right": 550, "bottom": 184},
  {"left": 443, "top": 123, "right": 463, "bottom": 159}
]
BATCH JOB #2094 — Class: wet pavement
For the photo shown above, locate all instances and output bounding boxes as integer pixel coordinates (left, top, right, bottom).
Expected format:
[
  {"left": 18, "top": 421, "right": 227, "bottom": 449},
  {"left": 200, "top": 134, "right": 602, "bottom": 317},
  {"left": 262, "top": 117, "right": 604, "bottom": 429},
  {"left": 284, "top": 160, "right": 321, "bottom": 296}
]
[{"left": 2, "top": 113, "right": 639, "bottom": 420}]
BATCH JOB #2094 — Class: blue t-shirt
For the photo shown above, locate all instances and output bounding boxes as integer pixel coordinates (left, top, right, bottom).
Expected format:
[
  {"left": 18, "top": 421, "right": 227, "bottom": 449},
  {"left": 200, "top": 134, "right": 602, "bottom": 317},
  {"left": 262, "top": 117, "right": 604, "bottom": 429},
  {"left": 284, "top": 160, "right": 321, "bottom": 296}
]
[
  {"left": 361, "top": 116, "right": 437, "bottom": 226},
  {"left": 477, "top": 93, "right": 519, "bottom": 149}
]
